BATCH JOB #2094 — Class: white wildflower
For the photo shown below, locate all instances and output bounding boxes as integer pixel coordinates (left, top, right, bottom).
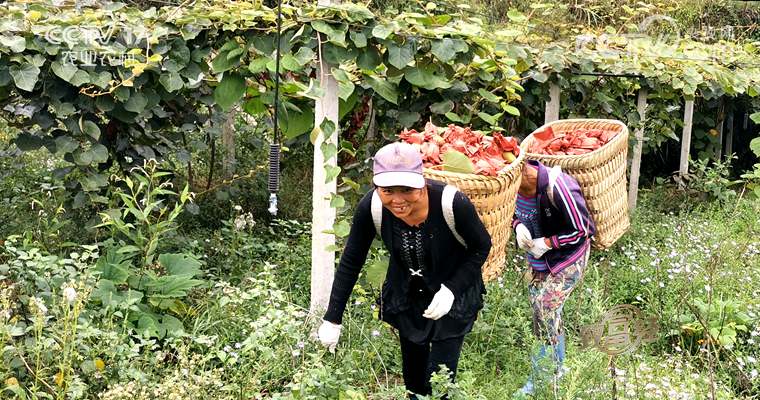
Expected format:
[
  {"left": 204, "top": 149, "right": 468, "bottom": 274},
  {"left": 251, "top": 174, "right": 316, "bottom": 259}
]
[
  {"left": 63, "top": 287, "right": 77, "bottom": 304},
  {"left": 31, "top": 297, "right": 47, "bottom": 316}
]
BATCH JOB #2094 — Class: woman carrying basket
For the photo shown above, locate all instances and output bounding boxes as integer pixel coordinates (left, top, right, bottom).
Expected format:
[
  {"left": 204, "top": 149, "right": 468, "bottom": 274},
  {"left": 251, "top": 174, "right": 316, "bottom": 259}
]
[
  {"left": 512, "top": 160, "right": 595, "bottom": 397},
  {"left": 317, "top": 142, "right": 492, "bottom": 399}
]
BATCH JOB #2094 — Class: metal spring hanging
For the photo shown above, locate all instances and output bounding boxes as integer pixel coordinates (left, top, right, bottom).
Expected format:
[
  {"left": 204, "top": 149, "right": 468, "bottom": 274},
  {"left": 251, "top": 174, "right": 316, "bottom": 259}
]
[{"left": 268, "top": 0, "right": 284, "bottom": 217}]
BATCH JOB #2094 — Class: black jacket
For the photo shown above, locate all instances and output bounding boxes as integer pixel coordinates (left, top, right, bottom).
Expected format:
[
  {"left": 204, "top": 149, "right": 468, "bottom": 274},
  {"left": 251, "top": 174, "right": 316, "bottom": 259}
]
[{"left": 324, "top": 180, "right": 492, "bottom": 340}]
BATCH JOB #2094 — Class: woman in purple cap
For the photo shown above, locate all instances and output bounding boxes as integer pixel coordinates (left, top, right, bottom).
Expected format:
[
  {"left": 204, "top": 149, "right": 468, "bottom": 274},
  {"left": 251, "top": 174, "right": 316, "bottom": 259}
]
[
  {"left": 317, "top": 142, "right": 492, "bottom": 398},
  {"left": 512, "top": 160, "right": 595, "bottom": 397}
]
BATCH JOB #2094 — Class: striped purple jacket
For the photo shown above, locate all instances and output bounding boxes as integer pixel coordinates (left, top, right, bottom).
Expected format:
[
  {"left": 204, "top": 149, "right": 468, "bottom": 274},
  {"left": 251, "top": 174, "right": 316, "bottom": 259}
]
[{"left": 512, "top": 160, "right": 595, "bottom": 274}]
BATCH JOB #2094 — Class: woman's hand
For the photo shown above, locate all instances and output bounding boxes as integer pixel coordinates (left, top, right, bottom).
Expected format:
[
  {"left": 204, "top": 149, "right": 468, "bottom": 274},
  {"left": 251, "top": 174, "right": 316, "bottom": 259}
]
[
  {"left": 528, "top": 237, "right": 552, "bottom": 258},
  {"left": 317, "top": 320, "right": 342, "bottom": 352},
  {"left": 515, "top": 223, "right": 533, "bottom": 250},
  {"left": 423, "top": 284, "right": 455, "bottom": 320}
]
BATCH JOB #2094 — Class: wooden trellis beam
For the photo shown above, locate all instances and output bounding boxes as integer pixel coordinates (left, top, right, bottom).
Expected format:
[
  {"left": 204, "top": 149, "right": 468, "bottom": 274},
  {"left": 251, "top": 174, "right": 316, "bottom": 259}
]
[
  {"left": 310, "top": 0, "right": 341, "bottom": 314},
  {"left": 545, "top": 82, "right": 560, "bottom": 124},
  {"left": 679, "top": 98, "right": 695, "bottom": 177},
  {"left": 628, "top": 88, "right": 648, "bottom": 211}
]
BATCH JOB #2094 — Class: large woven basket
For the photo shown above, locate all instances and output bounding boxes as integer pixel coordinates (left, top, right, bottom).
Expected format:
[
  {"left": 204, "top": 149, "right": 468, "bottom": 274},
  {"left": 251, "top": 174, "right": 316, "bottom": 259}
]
[
  {"left": 424, "top": 151, "right": 525, "bottom": 282},
  {"left": 520, "top": 119, "right": 630, "bottom": 250}
]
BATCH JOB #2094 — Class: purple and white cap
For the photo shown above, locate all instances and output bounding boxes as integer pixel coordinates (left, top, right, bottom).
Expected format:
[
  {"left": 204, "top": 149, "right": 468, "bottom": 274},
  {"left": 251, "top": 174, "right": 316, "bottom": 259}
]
[{"left": 372, "top": 142, "right": 425, "bottom": 188}]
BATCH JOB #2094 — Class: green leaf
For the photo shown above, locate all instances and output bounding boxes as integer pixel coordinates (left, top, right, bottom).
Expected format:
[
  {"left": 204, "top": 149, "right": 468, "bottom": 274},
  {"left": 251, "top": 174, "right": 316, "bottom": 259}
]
[
  {"left": 325, "top": 165, "right": 341, "bottom": 183},
  {"left": 95, "top": 250, "right": 131, "bottom": 284},
  {"left": 350, "top": 31, "right": 367, "bottom": 48},
  {"left": 387, "top": 41, "right": 415, "bottom": 69},
  {"left": 159, "top": 253, "right": 202, "bottom": 277},
  {"left": 73, "top": 149, "right": 92, "bottom": 166},
  {"left": 51, "top": 61, "right": 77, "bottom": 82},
  {"left": 312, "top": 21, "right": 348, "bottom": 47},
  {"left": 441, "top": 150, "right": 474, "bottom": 174},
  {"left": 54, "top": 135, "right": 79, "bottom": 154},
  {"left": 160, "top": 314, "right": 185, "bottom": 337},
  {"left": 280, "top": 54, "right": 301, "bottom": 71},
  {"left": 357, "top": 47, "right": 382, "bottom": 70},
  {"left": 321, "top": 119, "right": 336, "bottom": 137},
  {"left": 243, "top": 97, "right": 266, "bottom": 116},
  {"left": 404, "top": 65, "right": 452, "bottom": 90},
  {"left": 124, "top": 92, "right": 148, "bottom": 113},
  {"left": 293, "top": 46, "right": 315, "bottom": 66},
  {"left": 364, "top": 256, "right": 389, "bottom": 289},
  {"left": 431, "top": 39, "right": 456, "bottom": 62},
  {"left": 430, "top": 100, "right": 454, "bottom": 114},
  {"left": 9, "top": 63, "right": 40, "bottom": 92},
  {"left": 79, "top": 173, "right": 108, "bottom": 192},
  {"left": 81, "top": 120, "right": 101, "bottom": 140},
  {"left": 147, "top": 275, "right": 203, "bottom": 298},
  {"left": 445, "top": 111, "right": 470, "bottom": 124},
  {"left": 750, "top": 137, "right": 760, "bottom": 158},
  {"left": 226, "top": 47, "right": 245, "bottom": 61},
  {"left": 214, "top": 73, "right": 246, "bottom": 111},
  {"left": 159, "top": 73, "right": 183, "bottom": 92},
  {"left": 212, "top": 47, "right": 241, "bottom": 73},
  {"left": 330, "top": 194, "right": 345, "bottom": 208},
  {"left": 331, "top": 68, "right": 355, "bottom": 100},
  {"left": 397, "top": 111, "right": 421, "bottom": 127},
  {"left": 502, "top": 104, "right": 520, "bottom": 116},
  {"left": 15, "top": 132, "right": 43, "bottom": 151},
  {"left": 532, "top": 71, "right": 549, "bottom": 83},
  {"left": 341, "top": 177, "right": 360, "bottom": 192},
  {"left": 507, "top": 9, "right": 528, "bottom": 23},
  {"left": 321, "top": 142, "right": 338, "bottom": 160},
  {"left": 478, "top": 88, "right": 501, "bottom": 103},
  {"left": 69, "top": 70, "right": 90, "bottom": 86},
  {"left": 248, "top": 57, "right": 270, "bottom": 74},
  {"left": 750, "top": 112, "right": 760, "bottom": 125},
  {"left": 89, "top": 144, "right": 109, "bottom": 163},
  {"left": 280, "top": 106, "right": 314, "bottom": 139},
  {"left": 333, "top": 219, "right": 351, "bottom": 238},
  {"left": 5, "top": 35, "right": 26, "bottom": 52},
  {"left": 477, "top": 111, "right": 502, "bottom": 126},
  {"left": 367, "top": 76, "right": 398, "bottom": 104},
  {"left": 371, "top": 23, "right": 394, "bottom": 39}
]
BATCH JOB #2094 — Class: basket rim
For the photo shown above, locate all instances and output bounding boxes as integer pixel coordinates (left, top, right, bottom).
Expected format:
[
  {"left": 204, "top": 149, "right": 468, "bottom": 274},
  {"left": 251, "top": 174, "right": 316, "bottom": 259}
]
[
  {"left": 423, "top": 139, "right": 527, "bottom": 179},
  {"left": 521, "top": 118, "right": 628, "bottom": 161}
]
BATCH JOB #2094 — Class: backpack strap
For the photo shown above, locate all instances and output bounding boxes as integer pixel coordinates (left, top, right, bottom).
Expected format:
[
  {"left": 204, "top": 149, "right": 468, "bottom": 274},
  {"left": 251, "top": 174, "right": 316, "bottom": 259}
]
[
  {"left": 441, "top": 185, "right": 467, "bottom": 248},
  {"left": 371, "top": 190, "right": 383, "bottom": 236},
  {"left": 545, "top": 166, "right": 562, "bottom": 209},
  {"left": 371, "top": 185, "right": 467, "bottom": 248}
]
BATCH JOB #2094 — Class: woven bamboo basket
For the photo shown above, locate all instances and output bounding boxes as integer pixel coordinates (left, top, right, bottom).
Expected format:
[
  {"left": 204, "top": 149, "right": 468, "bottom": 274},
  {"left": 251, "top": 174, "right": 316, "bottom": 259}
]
[
  {"left": 520, "top": 119, "right": 630, "bottom": 250},
  {"left": 424, "top": 150, "right": 525, "bottom": 282}
]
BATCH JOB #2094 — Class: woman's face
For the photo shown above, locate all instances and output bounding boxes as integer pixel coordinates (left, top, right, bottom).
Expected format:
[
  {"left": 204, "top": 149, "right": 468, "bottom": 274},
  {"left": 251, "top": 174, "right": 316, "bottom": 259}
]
[
  {"left": 377, "top": 186, "right": 426, "bottom": 218},
  {"left": 520, "top": 164, "right": 538, "bottom": 193}
]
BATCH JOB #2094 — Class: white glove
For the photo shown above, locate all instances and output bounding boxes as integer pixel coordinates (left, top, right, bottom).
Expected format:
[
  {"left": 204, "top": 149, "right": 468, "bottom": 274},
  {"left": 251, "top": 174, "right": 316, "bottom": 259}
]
[
  {"left": 515, "top": 223, "right": 533, "bottom": 250},
  {"left": 423, "top": 284, "right": 455, "bottom": 320},
  {"left": 317, "top": 320, "right": 342, "bottom": 353},
  {"left": 529, "top": 237, "right": 552, "bottom": 259}
]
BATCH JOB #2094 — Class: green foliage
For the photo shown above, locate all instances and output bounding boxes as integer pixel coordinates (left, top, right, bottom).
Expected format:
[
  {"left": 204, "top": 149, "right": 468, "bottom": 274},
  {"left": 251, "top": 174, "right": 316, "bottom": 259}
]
[
  {"left": 93, "top": 160, "right": 202, "bottom": 339},
  {"left": 740, "top": 140, "right": 760, "bottom": 198},
  {"left": 675, "top": 157, "right": 743, "bottom": 204},
  {"left": 0, "top": 1, "right": 528, "bottom": 206},
  {"left": 678, "top": 298, "right": 751, "bottom": 348}
]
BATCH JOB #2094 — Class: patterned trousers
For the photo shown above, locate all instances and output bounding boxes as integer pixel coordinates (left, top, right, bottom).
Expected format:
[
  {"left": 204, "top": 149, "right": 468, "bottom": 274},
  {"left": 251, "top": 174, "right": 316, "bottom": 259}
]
[{"left": 527, "top": 250, "right": 589, "bottom": 345}]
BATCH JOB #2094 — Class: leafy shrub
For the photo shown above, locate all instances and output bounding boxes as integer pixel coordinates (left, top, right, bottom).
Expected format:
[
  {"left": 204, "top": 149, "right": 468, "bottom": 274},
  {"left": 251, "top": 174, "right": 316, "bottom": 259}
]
[{"left": 93, "top": 160, "right": 202, "bottom": 339}]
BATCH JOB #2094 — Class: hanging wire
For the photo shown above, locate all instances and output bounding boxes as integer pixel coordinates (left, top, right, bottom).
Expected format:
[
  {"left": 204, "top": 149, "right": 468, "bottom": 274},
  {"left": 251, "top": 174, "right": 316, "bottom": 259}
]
[{"left": 268, "top": 0, "right": 283, "bottom": 217}]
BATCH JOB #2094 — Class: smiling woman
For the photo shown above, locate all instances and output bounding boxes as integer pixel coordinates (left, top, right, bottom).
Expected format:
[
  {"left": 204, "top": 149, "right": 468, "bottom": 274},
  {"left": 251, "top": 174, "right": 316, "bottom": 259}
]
[
  {"left": 317, "top": 142, "right": 492, "bottom": 399},
  {"left": 376, "top": 186, "right": 428, "bottom": 225}
]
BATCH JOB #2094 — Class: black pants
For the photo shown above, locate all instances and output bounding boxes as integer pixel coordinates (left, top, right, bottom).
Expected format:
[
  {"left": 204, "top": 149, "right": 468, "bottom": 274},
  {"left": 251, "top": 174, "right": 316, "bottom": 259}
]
[{"left": 399, "top": 334, "right": 466, "bottom": 399}]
